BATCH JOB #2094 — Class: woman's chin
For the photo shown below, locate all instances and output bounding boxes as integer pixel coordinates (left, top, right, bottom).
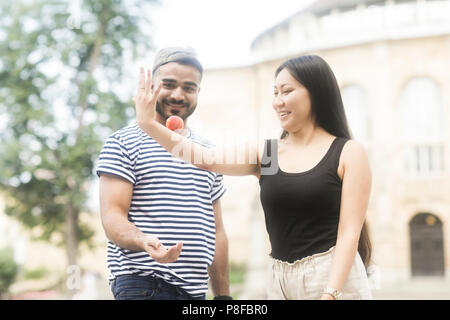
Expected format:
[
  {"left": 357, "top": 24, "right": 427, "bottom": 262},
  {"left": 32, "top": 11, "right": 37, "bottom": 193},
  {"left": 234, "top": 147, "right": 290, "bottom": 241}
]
[{"left": 280, "top": 122, "right": 293, "bottom": 132}]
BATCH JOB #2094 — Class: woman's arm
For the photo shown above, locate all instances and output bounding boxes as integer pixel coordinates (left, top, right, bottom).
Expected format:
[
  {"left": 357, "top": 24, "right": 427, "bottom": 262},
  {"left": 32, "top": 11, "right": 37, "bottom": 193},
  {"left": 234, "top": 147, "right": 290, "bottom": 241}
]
[
  {"left": 135, "top": 67, "right": 260, "bottom": 177},
  {"left": 321, "top": 140, "right": 372, "bottom": 300}
]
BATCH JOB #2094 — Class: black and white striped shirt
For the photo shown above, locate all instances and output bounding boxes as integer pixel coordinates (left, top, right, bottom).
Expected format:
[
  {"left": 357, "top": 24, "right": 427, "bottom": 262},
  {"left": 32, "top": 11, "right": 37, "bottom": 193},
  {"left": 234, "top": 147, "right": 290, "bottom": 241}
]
[{"left": 96, "top": 123, "right": 225, "bottom": 297}]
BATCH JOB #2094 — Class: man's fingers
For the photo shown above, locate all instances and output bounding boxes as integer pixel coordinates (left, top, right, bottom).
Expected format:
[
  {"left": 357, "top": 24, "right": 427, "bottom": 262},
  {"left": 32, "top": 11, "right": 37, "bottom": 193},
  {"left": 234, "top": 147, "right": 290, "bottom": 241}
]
[
  {"left": 151, "top": 82, "right": 162, "bottom": 103},
  {"left": 145, "top": 69, "right": 152, "bottom": 95},
  {"left": 167, "top": 243, "right": 181, "bottom": 254},
  {"left": 138, "top": 67, "right": 145, "bottom": 92},
  {"left": 167, "top": 242, "right": 183, "bottom": 259},
  {"left": 149, "top": 242, "right": 183, "bottom": 263},
  {"left": 153, "top": 240, "right": 161, "bottom": 249}
]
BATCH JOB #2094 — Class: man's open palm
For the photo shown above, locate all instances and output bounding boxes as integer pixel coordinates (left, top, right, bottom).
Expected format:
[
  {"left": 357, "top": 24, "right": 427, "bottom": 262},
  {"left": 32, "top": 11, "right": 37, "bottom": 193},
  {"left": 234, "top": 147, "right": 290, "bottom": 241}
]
[{"left": 144, "top": 239, "right": 183, "bottom": 264}]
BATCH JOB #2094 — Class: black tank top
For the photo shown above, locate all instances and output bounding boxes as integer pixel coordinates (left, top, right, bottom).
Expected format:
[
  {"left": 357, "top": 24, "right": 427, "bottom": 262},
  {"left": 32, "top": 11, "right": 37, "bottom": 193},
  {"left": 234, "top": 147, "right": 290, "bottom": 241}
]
[{"left": 259, "top": 137, "right": 349, "bottom": 263}]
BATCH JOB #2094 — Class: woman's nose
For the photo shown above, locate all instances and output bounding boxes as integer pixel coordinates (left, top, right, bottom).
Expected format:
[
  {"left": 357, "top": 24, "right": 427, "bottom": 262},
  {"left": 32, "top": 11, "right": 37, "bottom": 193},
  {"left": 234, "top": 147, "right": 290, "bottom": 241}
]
[{"left": 272, "top": 95, "right": 284, "bottom": 109}]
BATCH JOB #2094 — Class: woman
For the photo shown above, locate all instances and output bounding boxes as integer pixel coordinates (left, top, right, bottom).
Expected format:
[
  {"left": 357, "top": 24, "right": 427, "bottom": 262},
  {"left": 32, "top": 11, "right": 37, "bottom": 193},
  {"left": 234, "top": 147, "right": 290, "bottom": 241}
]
[{"left": 135, "top": 55, "right": 373, "bottom": 300}]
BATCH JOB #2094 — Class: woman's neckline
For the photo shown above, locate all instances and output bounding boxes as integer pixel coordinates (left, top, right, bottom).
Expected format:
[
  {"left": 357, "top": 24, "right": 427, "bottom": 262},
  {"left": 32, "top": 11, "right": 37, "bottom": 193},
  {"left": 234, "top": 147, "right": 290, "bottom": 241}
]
[{"left": 277, "top": 136, "right": 338, "bottom": 176}]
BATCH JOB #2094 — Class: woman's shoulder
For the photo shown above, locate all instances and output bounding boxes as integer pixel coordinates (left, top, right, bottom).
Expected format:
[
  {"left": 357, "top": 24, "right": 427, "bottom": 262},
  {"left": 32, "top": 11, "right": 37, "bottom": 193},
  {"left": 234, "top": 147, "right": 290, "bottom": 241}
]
[
  {"left": 340, "top": 139, "right": 369, "bottom": 166},
  {"left": 341, "top": 139, "right": 366, "bottom": 152}
]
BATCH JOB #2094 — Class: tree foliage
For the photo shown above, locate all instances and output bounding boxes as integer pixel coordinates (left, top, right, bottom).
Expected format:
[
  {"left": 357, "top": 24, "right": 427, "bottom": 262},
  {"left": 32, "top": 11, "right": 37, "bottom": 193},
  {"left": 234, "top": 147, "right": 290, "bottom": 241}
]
[
  {"left": 0, "top": 0, "right": 157, "bottom": 266},
  {"left": 0, "top": 247, "right": 19, "bottom": 297}
]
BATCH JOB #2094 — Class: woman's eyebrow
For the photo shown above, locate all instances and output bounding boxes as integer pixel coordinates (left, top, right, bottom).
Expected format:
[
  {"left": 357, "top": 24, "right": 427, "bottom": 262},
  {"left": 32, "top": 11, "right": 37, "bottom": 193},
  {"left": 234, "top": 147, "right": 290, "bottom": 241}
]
[{"left": 274, "top": 83, "right": 291, "bottom": 89}]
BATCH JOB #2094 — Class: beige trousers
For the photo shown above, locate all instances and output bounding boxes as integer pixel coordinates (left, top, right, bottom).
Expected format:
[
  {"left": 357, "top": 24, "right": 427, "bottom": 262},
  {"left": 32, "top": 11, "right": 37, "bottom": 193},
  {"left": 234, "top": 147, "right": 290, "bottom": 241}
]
[{"left": 267, "top": 247, "right": 373, "bottom": 300}]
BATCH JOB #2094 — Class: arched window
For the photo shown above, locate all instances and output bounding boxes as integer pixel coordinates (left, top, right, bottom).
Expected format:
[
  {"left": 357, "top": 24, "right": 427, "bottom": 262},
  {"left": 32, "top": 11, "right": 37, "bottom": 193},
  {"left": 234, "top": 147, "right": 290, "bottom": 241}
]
[
  {"left": 399, "top": 77, "right": 444, "bottom": 175},
  {"left": 341, "top": 85, "right": 370, "bottom": 144}
]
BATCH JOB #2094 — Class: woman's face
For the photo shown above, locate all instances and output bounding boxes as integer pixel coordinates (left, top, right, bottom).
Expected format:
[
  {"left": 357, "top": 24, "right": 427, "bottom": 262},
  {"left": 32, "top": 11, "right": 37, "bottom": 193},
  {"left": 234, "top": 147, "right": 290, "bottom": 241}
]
[{"left": 272, "top": 68, "right": 313, "bottom": 133}]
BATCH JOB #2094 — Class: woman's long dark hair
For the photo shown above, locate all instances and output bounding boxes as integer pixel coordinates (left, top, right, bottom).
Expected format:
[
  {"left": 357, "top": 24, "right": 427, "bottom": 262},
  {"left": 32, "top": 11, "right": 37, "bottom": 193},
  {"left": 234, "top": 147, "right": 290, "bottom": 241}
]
[{"left": 275, "top": 55, "right": 372, "bottom": 267}]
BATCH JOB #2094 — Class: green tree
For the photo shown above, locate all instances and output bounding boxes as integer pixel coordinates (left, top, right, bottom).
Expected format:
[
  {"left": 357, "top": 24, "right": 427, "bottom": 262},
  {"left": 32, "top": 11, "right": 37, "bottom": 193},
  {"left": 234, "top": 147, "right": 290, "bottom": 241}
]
[
  {"left": 0, "top": 0, "right": 158, "bottom": 273},
  {"left": 0, "top": 247, "right": 19, "bottom": 298}
]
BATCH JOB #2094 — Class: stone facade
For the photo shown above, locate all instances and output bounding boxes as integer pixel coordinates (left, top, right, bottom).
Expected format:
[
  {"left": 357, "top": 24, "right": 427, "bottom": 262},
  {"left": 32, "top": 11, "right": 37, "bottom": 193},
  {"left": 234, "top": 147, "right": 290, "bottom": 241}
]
[{"left": 197, "top": 0, "right": 450, "bottom": 294}]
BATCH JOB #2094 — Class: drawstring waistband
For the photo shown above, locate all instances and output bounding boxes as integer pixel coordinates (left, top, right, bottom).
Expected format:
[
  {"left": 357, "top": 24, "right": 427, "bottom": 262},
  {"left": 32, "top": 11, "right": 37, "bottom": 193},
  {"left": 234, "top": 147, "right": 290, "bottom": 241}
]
[{"left": 270, "top": 246, "right": 335, "bottom": 272}]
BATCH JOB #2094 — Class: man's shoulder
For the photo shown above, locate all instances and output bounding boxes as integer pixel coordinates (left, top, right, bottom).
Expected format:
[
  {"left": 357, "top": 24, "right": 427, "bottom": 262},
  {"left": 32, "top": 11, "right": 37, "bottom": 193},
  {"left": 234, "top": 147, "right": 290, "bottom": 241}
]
[{"left": 107, "top": 123, "right": 144, "bottom": 143}]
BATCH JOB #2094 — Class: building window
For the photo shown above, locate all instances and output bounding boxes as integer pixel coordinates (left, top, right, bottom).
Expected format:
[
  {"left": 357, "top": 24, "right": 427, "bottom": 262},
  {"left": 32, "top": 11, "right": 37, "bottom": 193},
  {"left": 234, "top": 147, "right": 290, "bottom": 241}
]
[
  {"left": 399, "top": 77, "right": 444, "bottom": 176},
  {"left": 341, "top": 85, "right": 370, "bottom": 144}
]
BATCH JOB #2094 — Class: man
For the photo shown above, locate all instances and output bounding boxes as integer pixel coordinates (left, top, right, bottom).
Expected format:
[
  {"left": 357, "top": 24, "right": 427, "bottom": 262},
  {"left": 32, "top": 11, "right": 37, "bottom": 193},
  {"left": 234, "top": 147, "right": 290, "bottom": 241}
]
[{"left": 97, "top": 47, "right": 230, "bottom": 300}]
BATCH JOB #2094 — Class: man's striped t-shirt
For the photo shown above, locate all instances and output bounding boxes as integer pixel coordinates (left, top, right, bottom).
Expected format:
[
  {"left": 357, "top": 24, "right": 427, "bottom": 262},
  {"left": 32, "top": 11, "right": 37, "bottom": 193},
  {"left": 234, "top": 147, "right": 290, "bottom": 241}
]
[{"left": 96, "top": 123, "right": 226, "bottom": 297}]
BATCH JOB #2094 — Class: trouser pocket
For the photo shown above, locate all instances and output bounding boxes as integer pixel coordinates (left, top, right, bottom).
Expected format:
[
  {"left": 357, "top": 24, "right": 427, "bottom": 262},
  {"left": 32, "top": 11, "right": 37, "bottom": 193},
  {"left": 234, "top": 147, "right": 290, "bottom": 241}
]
[{"left": 112, "top": 275, "right": 160, "bottom": 300}]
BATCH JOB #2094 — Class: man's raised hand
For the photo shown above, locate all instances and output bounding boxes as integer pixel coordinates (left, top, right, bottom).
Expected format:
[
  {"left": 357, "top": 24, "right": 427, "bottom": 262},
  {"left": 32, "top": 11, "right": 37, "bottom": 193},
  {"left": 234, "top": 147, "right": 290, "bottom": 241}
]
[{"left": 134, "top": 67, "right": 162, "bottom": 129}]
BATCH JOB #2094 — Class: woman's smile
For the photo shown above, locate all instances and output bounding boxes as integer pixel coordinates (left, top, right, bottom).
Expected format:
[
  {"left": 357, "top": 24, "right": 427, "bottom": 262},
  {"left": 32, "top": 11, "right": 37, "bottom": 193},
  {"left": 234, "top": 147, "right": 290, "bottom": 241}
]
[{"left": 279, "top": 111, "right": 291, "bottom": 120}]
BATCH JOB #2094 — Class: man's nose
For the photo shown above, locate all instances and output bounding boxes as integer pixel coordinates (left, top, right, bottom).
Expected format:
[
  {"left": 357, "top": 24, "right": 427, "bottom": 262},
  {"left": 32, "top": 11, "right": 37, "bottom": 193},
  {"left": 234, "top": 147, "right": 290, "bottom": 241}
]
[{"left": 170, "top": 87, "right": 184, "bottom": 101}]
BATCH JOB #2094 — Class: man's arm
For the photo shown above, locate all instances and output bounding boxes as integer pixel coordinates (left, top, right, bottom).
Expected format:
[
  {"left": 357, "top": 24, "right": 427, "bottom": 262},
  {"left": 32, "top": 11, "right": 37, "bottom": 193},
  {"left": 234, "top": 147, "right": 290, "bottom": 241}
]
[
  {"left": 99, "top": 173, "right": 182, "bottom": 263},
  {"left": 208, "top": 199, "right": 231, "bottom": 297}
]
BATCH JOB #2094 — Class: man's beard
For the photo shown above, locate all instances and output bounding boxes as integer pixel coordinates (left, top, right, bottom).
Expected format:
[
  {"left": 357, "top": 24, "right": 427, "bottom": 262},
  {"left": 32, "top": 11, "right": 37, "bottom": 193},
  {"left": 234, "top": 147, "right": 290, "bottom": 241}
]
[{"left": 156, "top": 99, "right": 197, "bottom": 121}]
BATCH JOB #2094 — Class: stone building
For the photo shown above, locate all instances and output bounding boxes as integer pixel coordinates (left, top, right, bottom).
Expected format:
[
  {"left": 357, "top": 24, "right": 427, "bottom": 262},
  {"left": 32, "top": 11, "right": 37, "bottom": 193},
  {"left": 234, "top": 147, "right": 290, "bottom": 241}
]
[{"left": 193, "top": 0, "right": 450, "bottom": 297}]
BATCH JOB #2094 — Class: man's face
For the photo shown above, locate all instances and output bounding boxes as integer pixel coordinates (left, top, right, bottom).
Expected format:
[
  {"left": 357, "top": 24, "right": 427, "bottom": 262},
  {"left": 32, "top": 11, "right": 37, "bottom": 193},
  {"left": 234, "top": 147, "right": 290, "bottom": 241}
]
[{"left": 153, "top": 62, "right": 201, "bottom": 121}]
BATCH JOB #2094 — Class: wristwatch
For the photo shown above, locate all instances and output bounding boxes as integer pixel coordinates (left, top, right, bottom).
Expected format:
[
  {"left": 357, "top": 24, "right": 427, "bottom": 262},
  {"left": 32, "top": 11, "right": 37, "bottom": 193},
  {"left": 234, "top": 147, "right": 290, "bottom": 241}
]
[{"left": 322, "top": 287, "right": 342, "bottom": 300}]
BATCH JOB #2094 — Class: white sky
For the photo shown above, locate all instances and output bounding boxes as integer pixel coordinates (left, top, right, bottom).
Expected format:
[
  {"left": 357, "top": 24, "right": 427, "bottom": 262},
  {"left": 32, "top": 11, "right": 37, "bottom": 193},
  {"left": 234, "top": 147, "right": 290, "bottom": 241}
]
[{"left": 149, "top": 0, "right": 316, "bottom": 69}]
